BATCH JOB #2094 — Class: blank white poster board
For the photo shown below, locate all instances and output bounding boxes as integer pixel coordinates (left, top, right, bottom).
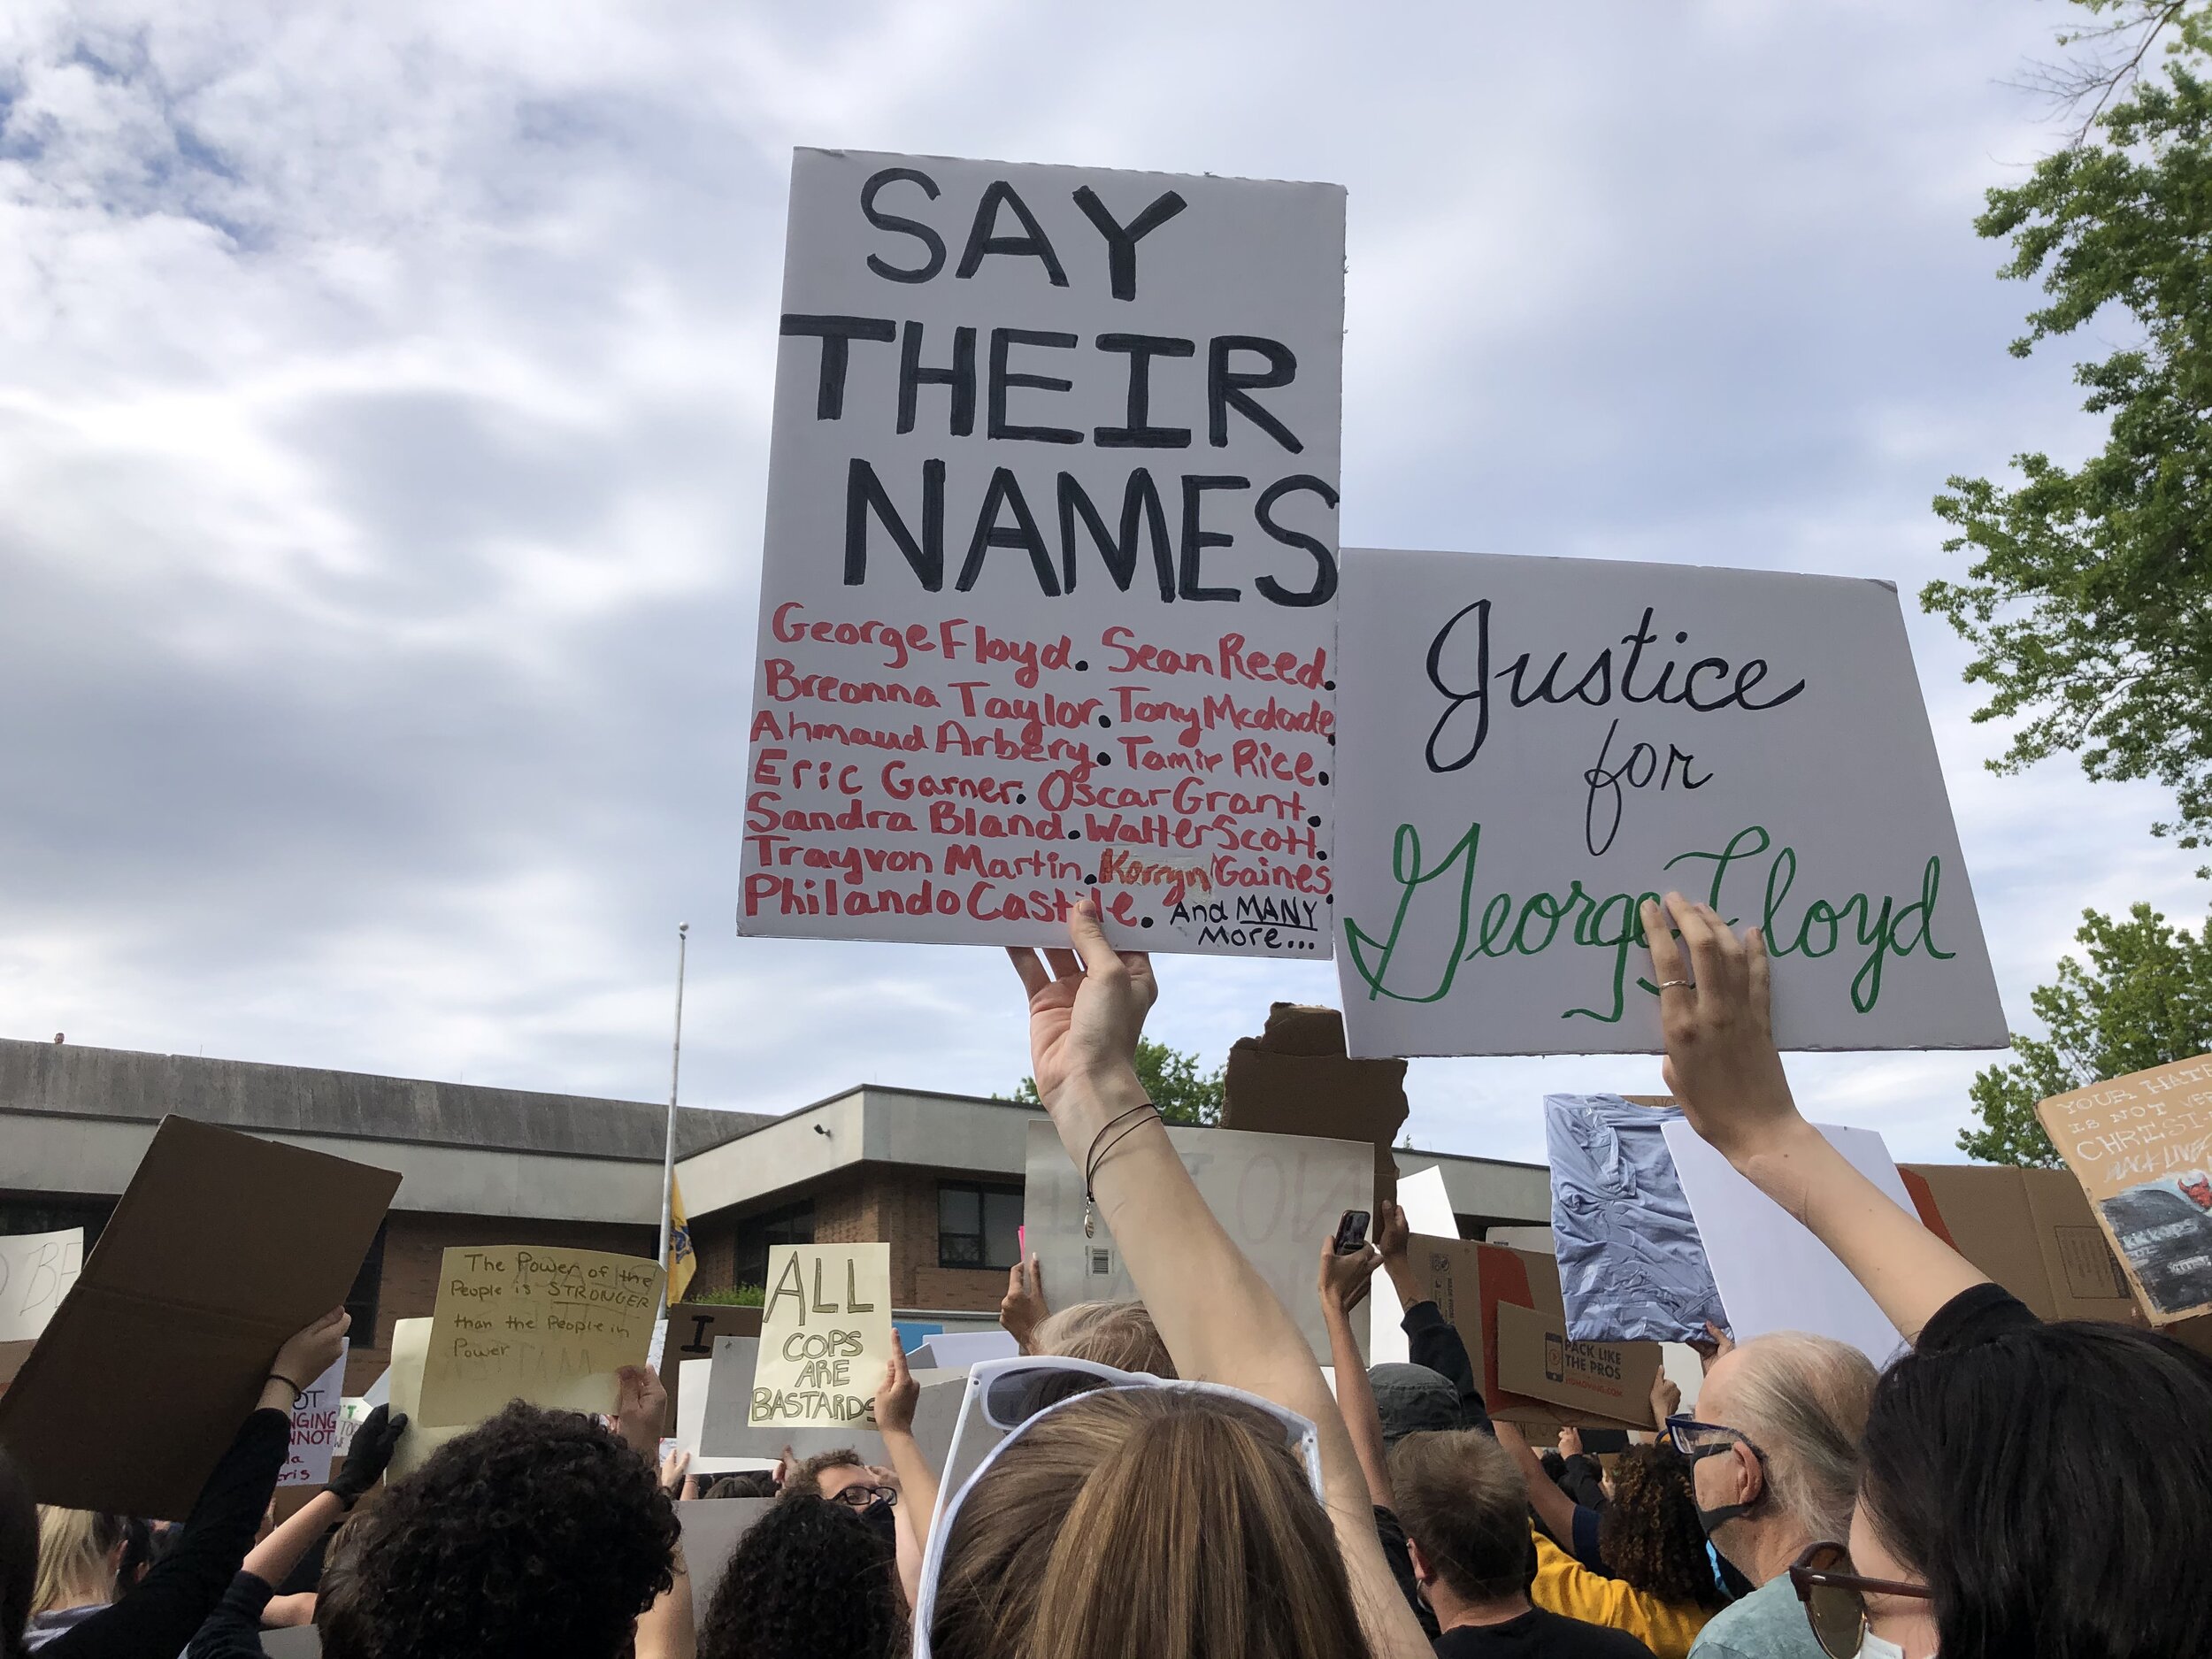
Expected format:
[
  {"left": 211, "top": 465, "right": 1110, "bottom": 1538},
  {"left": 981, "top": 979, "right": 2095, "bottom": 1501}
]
[
  {"left": 1662, "top": 1120, "right": 1915, "bottom": 1365},
  {"left": 1368, "top": 1164, "right": 1463, "bottom": 1366},
  {"left": 739, "top": 148, "right": 1346, "bottom": 956},
  {"left": 672, "top": 1356, "right": 769, "bottom": 1476},
  {"left": 908, "top": 1331, "right": 1018, "bottom": 1370},
  {"left": 1023, "top": 1120, "right": 1371, "bottom": 1363},
  {"left": 1332, "top": 549, "right": 2006, "bottom": 1056},
  {"left": 701, "top": 1336, "right": 966, "bottom": 1470},
  {"left": 678, "top": 1499, "right": 777, "bottom": 1621}
]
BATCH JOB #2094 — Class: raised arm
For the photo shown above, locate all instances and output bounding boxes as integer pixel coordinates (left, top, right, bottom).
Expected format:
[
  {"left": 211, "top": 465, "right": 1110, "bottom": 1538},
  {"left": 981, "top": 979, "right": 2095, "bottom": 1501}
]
[
  {"left": 1492, "top": 1421, "right": 1582, "bottom": 1548},
  {"left": 874, "top": 1345, "right": 937, "bottom": 1610},
  {"left": 183, "top": 1414, "right": 394, "bottom": 1659},
  {"left": 1317, "top": 1233, "right": 1393, "bottom": 1510},
  {"left": 62, "top": 1311, "right": 349, "bottom": 1659},
  {"left": 1644, "top": 894, "right": 1986, "bottom": 1343},
  {"left": 999, "top": 1256, "right": 1049, "bottom": 1354},
  {"left": 1377, "top": 1201, "right": 1492, "bottom": 1432},
  {"left": 1008, "top": 902, "right": 1430, "bottom": 1659}
]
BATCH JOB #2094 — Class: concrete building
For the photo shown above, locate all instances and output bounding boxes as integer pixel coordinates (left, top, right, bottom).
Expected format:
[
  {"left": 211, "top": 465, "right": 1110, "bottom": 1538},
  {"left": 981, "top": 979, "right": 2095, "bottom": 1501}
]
[{"left": 0, "top": 1036, "right": 1551, "bottom": 1392}]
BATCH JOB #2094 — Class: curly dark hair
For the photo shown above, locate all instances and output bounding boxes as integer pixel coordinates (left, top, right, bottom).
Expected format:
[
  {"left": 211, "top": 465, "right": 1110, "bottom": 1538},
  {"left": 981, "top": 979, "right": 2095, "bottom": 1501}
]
[
  {"left": 780, "top": 1448, "right": 867, "bottom": 1499},
  {"left": 698, "top": 1494, "right": 904, "bottom": 1659},
  {"left": 327, "top": 1402, "right": 678, "bottom": 1659},
  {"left": 1595, "top": 1445, "right": 1724, "bottom": 1612}
]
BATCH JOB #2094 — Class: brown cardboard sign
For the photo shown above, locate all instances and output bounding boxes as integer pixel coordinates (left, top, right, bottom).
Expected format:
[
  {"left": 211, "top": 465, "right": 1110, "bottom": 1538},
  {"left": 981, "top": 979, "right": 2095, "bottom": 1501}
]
[
  {"left": 0, "top": 1116, "right": 398, "bottom": 1517},
  {"left": 1223, "top": 1003, "right": 1408, "bottom": 1202},
  {"left": 1494, "top": 1301, "right": 1658, "bottom": 1427},
  {"left": 2035, "top": 1056, "right": 2212, "bottom": 1325},
  {"left": 1410, "top": 1232, "right": 1657, "bottom": 1430},
  {"left": 662, "top": 1302, "right": 763, "bottom": 1431},
  {"left": 1900, "top": 1164, "right": 2136, "bottom": 1325}
]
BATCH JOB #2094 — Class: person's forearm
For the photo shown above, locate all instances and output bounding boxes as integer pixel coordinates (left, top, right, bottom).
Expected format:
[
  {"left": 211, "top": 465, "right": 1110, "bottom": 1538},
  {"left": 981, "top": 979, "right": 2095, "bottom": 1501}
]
[
  {"left": 1383, "top": 1252, "right": 1420, "bottom": 1309},
  {"left": 240, "top": 1490, "right": 343, "bottom": 1589},
  {"left": 1497, "top": 1428, "right": 1579, "bottom": 1545},
  {"left": 1737, "top": 1118, "right": 1986, "bottom": 1343},
  {"left": 881, "top": 1426, "right": 940, "bottom": 1608},
  {"left": 634, "top": 1554, "right": 695, "bottom": 1659},
  {"left": 1053, "top": 1072, "right": 1309, "bottom": 1393},
  {"left": 1323, "top": 1298, "right": 1392, "bottom": 1509}
]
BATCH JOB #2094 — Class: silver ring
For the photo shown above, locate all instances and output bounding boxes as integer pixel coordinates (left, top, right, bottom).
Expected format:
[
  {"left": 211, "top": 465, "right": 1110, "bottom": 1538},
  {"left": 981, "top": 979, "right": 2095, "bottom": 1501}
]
[{"left": 1657, "top": 979, "right": 1694, "bottom": 991}]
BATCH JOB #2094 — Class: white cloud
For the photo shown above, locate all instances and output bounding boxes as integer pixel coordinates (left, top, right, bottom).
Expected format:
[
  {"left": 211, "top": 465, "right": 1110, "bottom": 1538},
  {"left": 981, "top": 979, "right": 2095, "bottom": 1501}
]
[{"left": 2, "top": 0, "right": 2200, "bottom": 1171}]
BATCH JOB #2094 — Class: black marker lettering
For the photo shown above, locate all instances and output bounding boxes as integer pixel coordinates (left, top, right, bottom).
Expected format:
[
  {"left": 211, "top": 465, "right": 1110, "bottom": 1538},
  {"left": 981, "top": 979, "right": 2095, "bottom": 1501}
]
[
  {"left": 860, "top": 167, "right": 945, "bottom": 283},
  {"left": 1251, "top": 474, "right": 1339, "bottom": 608},
  {"left": 988, "top": 328, "right": 1081, "bottom": 444},
  {"left": 1093, "top": 334, "right": 1194, "bottom": 448},
  {"left": 897, "top": 320, "right": 977, "bottom": 436},
  {"left": 1208, "top": 336, "right": 1302, "bottom": 453},
  {"left": 1057, "top": 470, "right": 1175, "bottom": 600},
  {"left": 1071, "top": 185, "right": 1188, "bottom": 301},
  {"left": 780, "top": 315, "right": 895, "bottom": 420},
  {"left": 844, "top": 457, "right": 945, "bottom": 590},
  {"left": 1179, "top": 475, "right": 1248, "bottom": 603},
  {"left": 956, "top": 467, "right": 1059, "bottom": 595},
  {"left": 1425, "top": 601, "right": 1493, "bottom": 773},
  {"left": 956, "top": 180, "right": 1069, "bottom": 286}
]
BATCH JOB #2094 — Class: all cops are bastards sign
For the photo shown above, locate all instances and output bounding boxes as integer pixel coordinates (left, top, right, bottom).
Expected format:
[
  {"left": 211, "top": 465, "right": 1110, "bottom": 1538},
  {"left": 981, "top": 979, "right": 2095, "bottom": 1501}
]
[
  {"left": 1332, "top": 549, "right": 2007, "bottom": 1056},
  {"left": 740, "top": 150, "right": 1344, "bottom": 956}
]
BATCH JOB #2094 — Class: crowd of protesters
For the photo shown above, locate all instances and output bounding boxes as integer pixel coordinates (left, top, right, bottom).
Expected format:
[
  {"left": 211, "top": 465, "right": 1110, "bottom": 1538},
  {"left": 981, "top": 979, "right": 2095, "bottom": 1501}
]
[{"left": 3, "top": 894, "right": 2209, "bottom": 1658}]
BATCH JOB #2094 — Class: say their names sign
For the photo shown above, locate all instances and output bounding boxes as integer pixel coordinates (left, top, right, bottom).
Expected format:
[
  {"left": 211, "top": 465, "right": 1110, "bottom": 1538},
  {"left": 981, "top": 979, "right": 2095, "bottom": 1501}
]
[
  {"left": 749, "top": 1244, "right": 894, "bottom": 1427},
  {"left": 740, "top": 149, "right": 1345, "bottom": 956},
  {"left": 1332, "top": 549, "right": 2006, "bottom": 1055},
  {"left": 417, "top": 1246, "right": 664, "bottom": 1425}
]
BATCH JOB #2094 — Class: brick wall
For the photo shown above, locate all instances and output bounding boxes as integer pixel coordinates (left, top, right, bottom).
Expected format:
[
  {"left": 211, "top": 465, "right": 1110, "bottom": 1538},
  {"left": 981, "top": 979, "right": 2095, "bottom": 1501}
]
[{"left": 349, "top": 1210, "right": 656, "bottom": 1395}]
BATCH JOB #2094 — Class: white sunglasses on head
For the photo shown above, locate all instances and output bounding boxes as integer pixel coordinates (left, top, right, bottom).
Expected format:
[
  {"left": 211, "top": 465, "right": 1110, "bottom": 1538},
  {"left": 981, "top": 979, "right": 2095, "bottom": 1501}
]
[{"left": 911, "top": 1355, "right": 1326, "bottom": 1658}]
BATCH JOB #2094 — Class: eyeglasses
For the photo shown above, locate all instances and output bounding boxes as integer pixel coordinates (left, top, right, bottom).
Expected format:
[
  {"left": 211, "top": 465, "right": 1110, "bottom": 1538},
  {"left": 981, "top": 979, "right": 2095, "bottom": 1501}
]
[
  {"left": 1788, "top": 1541, "right": 1933, "bottom": 1658},
  {"left": 828, "top": 1483, "right": 895, "bottom": 1510},
  {"left": 1663, "top": 1412, "right": 1769, "bottom": 1467},
  {"left": 910, "top": 1356, "right": 1325, "bottom": 1659}
]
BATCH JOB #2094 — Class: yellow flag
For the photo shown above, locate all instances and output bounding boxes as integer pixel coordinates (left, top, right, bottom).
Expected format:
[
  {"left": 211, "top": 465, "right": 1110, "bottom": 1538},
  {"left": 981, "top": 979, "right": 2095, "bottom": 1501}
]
[{"left": 668, "top": 1177, "right": 697, "bottom": 1304}]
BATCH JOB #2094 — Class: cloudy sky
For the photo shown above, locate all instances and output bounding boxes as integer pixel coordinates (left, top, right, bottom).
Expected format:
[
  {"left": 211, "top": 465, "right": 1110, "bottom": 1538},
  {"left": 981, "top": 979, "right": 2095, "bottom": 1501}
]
[{"left": 4, "top": 0, "right": 2200, "bottom": 1166}]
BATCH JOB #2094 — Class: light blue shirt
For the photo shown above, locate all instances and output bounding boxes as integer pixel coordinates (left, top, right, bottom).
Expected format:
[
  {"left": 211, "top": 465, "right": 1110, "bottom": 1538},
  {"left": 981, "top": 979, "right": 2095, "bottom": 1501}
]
[
  {"left": 1546, "top": 1093, "right": 1726, "bottom": 1344},
  {"left": 1689, "top": 1574, "right": 1826, "bottom": 1659}
]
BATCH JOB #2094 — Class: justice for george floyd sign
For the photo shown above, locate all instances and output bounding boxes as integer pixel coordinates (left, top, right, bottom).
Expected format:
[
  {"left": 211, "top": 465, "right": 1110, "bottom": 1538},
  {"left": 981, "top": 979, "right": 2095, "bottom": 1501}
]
[
  {"left": 1332, "top": 549, "right": 2006, "bottom": 1056},
  {"left": 740, "top": 149, "right": 1345, "bottom": 956}
]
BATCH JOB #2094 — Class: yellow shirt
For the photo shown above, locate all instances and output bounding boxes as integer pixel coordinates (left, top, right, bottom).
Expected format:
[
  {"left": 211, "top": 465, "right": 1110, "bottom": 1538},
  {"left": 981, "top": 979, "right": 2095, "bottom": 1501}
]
[{"left": 1531, "top": 1529, "right": 1715, "bottom": 1659}]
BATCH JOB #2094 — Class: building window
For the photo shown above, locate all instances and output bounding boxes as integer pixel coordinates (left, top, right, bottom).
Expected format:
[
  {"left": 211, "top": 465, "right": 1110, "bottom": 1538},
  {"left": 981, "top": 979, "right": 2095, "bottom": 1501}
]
[
  {"left": 938, "top": 1182, "right": 1022, "bottom": 1270},
  {"left": 734, "top": 1200, "right": 815, "bottom": 1289},
  {"left": 345, "top": 1222, "right": 386, "bottom": 1341}
]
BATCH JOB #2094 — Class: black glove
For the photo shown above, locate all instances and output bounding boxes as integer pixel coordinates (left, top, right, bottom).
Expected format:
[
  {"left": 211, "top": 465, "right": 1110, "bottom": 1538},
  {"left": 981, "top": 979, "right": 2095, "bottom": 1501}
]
[{"left": 326, "top": 1405, "right": 409, "bottom": 1509}]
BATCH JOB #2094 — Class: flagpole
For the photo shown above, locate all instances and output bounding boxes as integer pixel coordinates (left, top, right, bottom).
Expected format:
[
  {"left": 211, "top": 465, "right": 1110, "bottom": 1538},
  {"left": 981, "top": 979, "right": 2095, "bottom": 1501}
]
[{"left": 657, "top": 923, "right": 689, "bottom": 1317}]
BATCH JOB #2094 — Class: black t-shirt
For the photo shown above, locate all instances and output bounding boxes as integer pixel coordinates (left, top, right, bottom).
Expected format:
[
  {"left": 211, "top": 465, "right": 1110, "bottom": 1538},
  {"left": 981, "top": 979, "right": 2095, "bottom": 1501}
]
[{"left": 1432, "top": 1606, "right": 1655, "bottom": 1659}]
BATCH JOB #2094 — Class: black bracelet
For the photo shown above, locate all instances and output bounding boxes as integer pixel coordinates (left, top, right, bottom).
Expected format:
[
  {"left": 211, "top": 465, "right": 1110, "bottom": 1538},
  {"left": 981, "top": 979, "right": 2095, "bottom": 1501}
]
[
  {"left": 268, "top": 1372, "right": 304, "bottom": 1403},
  {"left": 1082, "top": 1102, "right": 1161, "bottom": 1239}
]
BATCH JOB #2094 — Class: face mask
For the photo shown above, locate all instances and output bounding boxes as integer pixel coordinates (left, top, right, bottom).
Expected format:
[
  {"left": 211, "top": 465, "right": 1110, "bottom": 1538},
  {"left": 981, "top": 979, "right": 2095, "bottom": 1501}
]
[
  {"left": 1857, "top": 1633, "right": 1908, "bottom": 1659},
  {"left": 1696, "top": 1498, "right": 1758, "bottom": 1536},
  {"left": 859, "top": 1499, "right": 898, "bottom": 1544}
]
